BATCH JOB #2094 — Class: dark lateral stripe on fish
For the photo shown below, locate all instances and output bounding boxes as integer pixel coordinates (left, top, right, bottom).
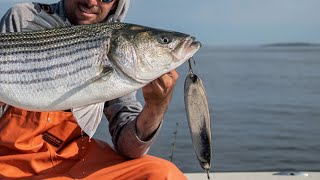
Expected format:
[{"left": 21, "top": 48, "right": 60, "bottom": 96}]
[
  {"left": 0, "top": 65, "right": 92, "bottom": 85},
  {"left": 0, "top": 26, "right": 109, "bottom": 46},
  {"left": 0, "top": 31, "right": 78, "bottom": 43},
  {"left": 0, "top": 22, "right": 118, "bottom": 44},
  {"left": 0, "top": 33, "right": 91, "bottom": 48},
  {"left": 0, "top": 43, "right": 101, "bottom": 65},
  {"left": 0, "top": 31, "right": 84, "bottom": 47},
  {"left": 0, "top": 53, "right": 94, "bottom": 74},
  {"left": 0, "top": 37, "right": 104, "bottom": 56},
  {"left": 0, "top": 25, "right": 96, "bottom": 41}
]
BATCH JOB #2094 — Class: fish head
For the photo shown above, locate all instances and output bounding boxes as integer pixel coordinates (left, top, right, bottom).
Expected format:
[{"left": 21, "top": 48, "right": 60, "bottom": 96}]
[{"left": 108, "top": 24, "right": 201, "bottom": 83}]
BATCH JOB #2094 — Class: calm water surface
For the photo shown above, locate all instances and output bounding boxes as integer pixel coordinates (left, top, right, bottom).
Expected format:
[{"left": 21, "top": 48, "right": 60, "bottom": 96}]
[{"left": 95, "top": 46, "right": 320, "bottom": 173}]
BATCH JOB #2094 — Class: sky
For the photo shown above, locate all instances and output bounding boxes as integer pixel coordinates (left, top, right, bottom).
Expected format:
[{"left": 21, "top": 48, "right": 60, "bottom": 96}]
[{"left": 0, "top": 0, "right": 319, "bottom": 45}]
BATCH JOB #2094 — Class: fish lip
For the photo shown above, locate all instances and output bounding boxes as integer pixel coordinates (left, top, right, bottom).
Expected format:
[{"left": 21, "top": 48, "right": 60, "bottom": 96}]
[
  {"left": 189, "top": 36, "right": 202, "bottom": 46},
  {"left": 189, "top": 36, "right": 202, "bottom": 48},
  {"left": 172, "top": 36, "right": 201, "bottom": 62}
]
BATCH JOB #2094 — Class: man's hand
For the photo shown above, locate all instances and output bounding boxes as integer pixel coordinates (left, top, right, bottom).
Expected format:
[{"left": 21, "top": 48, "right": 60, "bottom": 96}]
[
  {"left": 136, "top": 70, "right": 179, "bottom": 141},
  {"left": 0, "top": 102, "right": 5, "bottom": 106}
]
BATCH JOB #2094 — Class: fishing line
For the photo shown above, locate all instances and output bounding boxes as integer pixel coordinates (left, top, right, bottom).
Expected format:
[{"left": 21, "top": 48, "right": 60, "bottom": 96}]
[
  {"left": 188, "top": 57, "right": 196, "bottom": 76},
  {"left": 169, "top": 122, "right": 179, "bottom": 162}
]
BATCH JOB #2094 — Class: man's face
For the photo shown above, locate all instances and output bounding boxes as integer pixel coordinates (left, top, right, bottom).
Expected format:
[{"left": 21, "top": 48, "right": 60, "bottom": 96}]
[{"left": 64, "top": 0, "right": 118, "bottom": 25}]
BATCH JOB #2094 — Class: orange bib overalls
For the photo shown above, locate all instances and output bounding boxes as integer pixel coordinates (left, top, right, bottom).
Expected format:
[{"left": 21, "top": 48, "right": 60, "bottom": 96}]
[{"left": 0, "top": 107, "right": 186, "bottom": 179}]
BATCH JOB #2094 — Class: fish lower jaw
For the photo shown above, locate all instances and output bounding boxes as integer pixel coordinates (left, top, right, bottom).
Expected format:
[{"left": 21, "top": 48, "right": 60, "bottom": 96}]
[
  {"left": 172, "top": 52, "right": 194, "bottom": 65},
  {"left": 172, "top": 41, "right": 201, "bottom": 62}
]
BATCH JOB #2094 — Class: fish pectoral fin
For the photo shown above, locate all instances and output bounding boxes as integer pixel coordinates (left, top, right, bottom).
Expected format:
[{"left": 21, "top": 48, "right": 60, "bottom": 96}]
[
  {"left": 22, "top": 9, "right": 69, "bottom": 32},
  {"left": 92, "top": 66, "right": 114, "bottom": 83},
  {"left": 100, "top": 66, "right": 114, "bottom": 77},
  {"left": 72, "top": 102, "right": 105, "bottom": 138},
  {"left": 47, "top": 67, "right": 113, "bottom": 109}
]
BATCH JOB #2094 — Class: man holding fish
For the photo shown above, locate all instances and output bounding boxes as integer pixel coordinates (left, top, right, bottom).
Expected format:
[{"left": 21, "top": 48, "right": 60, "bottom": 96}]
[{"left": 0, "top": 0, "right": 197, "bottom": 179}]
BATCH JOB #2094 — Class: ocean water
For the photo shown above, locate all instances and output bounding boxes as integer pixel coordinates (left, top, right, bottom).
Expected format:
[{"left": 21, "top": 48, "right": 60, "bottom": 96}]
[{"left": 95, "top": 45, "right": 320, "bottom": 173}]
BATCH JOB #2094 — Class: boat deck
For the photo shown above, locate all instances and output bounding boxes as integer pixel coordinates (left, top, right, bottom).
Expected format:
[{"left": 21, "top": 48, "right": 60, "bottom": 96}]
[{"left": 184, "top": 172, "right": 320, "bottom": 180}]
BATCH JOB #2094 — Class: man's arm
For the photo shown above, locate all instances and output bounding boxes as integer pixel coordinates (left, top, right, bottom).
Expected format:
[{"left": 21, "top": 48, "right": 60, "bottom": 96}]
[
  {"left": 136, "top": 70, "right": 178, "bottom": 140},
  {"left": 104, "top": 70, "right": 178, "bottom": 158}
]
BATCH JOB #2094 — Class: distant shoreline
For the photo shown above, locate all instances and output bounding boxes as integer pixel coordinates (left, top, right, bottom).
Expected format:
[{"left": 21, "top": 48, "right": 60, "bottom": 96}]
[{"left": 261, "top": 42, "right": 320, "bottom": 47}]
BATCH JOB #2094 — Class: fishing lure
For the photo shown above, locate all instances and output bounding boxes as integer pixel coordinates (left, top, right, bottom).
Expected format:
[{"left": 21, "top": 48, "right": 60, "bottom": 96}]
[{"left": 184, "top": 58, "right": 212, "bottom": 179}]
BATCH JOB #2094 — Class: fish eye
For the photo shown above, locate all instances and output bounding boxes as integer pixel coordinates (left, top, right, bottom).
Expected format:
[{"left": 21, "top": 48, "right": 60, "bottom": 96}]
[{"left": 157, "top": 35, "right": 172, "bottom": 44}]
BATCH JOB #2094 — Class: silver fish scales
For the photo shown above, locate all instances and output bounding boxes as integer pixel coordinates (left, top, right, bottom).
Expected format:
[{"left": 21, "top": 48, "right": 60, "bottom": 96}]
[
  {"left": 0, "top": 22, "right": 200, "bottom": 111},
  {"left": 0, "top": 12, "right": 201, "bottom": 137},
  {"left": 0, "top": 23, "right": 114, "bottom": 110}
]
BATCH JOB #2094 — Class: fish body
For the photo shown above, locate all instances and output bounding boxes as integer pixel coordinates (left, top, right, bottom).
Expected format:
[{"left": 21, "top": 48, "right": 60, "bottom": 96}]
[
  {"left": 184, "top": 73, "right": 212, "bottom": 174},
  {"left": 0, "top": 11, "right": 201, "bottom": 137},
  {"left": 0, "top": 22, "right": 201, "bottom": 112}
]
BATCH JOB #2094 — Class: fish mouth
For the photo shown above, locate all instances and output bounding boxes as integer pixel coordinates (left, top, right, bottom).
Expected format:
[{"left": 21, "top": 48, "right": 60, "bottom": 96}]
[{"left": 172, "top": 36, "right": 201, "bottom": 62}]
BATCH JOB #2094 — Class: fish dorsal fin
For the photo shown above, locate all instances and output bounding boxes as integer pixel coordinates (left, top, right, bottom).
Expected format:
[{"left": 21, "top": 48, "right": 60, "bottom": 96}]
[
  {"left": 72, "top": 102, "right": 105, "bottom": 138},
  {"left": 23, "top": 9, "right": 69, "bottom": 32}
]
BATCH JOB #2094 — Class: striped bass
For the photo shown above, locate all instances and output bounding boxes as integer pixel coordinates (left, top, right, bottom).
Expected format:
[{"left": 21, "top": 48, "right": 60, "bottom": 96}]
[
  {"left": 184, "top": 72, "right": 212, "bottom": 179},
  {"left": 0, "top": 11, "right": 201, "bottom": 137}
]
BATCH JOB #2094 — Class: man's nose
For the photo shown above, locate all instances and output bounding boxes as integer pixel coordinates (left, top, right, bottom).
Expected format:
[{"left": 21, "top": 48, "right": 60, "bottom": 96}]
[{"left": 83, "top": 0, "right": 99, "bottom": 7}]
